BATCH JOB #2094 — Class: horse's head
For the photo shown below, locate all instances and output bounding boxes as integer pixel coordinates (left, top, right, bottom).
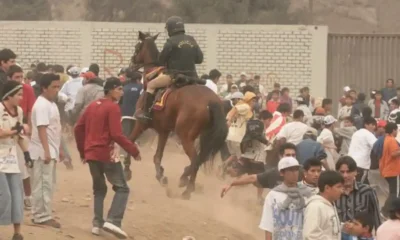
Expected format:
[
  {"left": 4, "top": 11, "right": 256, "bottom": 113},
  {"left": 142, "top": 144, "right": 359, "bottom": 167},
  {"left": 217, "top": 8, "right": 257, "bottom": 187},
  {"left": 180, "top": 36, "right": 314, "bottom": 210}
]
[{"left": 131, "top": 31, "right": 160, "bottom": 69}]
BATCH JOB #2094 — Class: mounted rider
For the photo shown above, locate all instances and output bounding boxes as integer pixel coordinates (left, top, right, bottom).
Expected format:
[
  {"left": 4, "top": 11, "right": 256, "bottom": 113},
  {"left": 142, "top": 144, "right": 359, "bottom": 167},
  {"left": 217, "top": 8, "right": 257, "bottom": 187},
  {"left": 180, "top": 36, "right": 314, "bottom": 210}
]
[{"left": 136, "top": 16, "right": 204, "bottom": 122}]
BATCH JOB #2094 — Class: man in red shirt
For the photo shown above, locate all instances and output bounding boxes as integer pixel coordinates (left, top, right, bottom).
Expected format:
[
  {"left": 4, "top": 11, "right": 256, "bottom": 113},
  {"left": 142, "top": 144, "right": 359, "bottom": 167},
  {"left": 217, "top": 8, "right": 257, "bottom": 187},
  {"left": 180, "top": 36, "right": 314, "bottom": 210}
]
[
  {"left": 7, "top": 64, "right": 36, "bottom": 210},
  {"left": 74, "top": 77, "right": 141, "bottom": 239}
]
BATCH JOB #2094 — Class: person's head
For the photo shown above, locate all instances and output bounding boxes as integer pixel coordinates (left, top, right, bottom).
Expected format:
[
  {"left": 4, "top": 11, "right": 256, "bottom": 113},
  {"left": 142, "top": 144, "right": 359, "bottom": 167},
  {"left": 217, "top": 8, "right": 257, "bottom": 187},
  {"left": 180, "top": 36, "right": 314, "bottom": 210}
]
[
  {"left": 230, "top": 84, "right": 238, "bottom": 93},
  {"left": 243, "top": 91, "right": 257, "bottom": 109},
  {"left": 374, "top": 90, "right": 382, "bottom": 101},
  {"left": 342, "top": 116, "right": 354, "bottom": 127},
  {"left": 386, "top": 78, "right": 394, "bottom": 88},
  {"left": 318, "top": 170, "right": 344, "bottom": 202},
  {"left": 209, "top": 69, "right": 221, "bottom": 83},
  {"left": 281, "top": 87, "right": 289, "bottom": 97},
  {"left": 89, "top": 63, "right": 100, "bottom": 76},
  {"left": 254, "top": 75, "right": 260, "bottom": 83},
  {"left": 343, "top": 86, "right": 351, "bottom": 94},
  {"left": 348, "top": 89, "right": 357, "bottom": 100},
  {"left": 200, "top": 74, "right": 209, "bottom": 81},
  {"left": 277, "top": 103, "right": 291, "bottom": 117},
  {"left": 0, "top": 49, "right": 17, "bottom": 72},
  {"left": 301, "top": 86, "right": 310, "bottom": 96},
  {"left": 357, "top": 93, "right": 366, "bottom": 102},
  {"left": 278, "top": 157, "right": 300, "bottom": 186},
  {"left": 52, "top": 64, "right": 64, "bottom": 74},
  {"left": 226, "top": 74, "right": 233, "bottom": 83},
  {"left": 240, "top": 72, "right": 247, "bottom": 81},
  {"left": 40, "top": 73, "right": 61, "bottom": 101},
  {"left": 363, "top": 117, "right": 377, "bottom": 133},
  {"left": 1, "top": 80, "right": 23, "bottom": 107},
  {"left": 293, "top": 109, "right": 304, "bottom": 122},
  {"left": 259, "top": 110, "right": 273, "bottom": 128},
  {"left": 36, "top": 62, "right": 47, "bottom": 73},
  {"left": 362, "top": 106, "right": 372, "bottom": 119},
  {"left": 303, "top": 128, "right": 318, "bottom": 141},
  {"left": 390, "top": 99, "right": 399, "bottom": 111},
  {"left": 230, "top": 91, "right": 244, "bottom": 105},
  {"left": 7, "top": 65, "right": 24, "bottom": 83},
  {"left": 322, "top": 98, "right": 332, "bottom": 112},
  {"left": 279, "top": 143, "right": 296, "bottom": 158},
  {"left": 389, "top": 198, "right": 400, "bottom": 220},
  {"left": 385, "top": 122, "right": 398, "bottom": 137},
  {"left": 126, "top": 70, "right": 142, "bottom": 83},
  {"left": 376, "top": 120, "right": 387, "bottom": 137},
  {"left": 67, "top": 66, "right": 81, "bottom": 78},
  {"left": 344, "top": 95, "right": 353, "bottom": 106},
  {"left": 323, "top": 115, "right": 337, "bottom": 129},
  {"left": 346, "top": 211, "right": 374, "bottom": 237},
  {"left": 104, "top": 77, "right": 123, "bottom": 102},
  {"left": 25, "top": 71, "right": 34, "bottom": 85},
  {"left": 271, "top": 90, "right": 279, "bottom": 100},
  {"left": 303, "top": 158, "right": 322, "bottom": 186},
  {"left": 335, "top": 156, "right": 357, "bottom": 187},
  {"left": 273, "top": 82, "right": 281, "bottom": 91}
]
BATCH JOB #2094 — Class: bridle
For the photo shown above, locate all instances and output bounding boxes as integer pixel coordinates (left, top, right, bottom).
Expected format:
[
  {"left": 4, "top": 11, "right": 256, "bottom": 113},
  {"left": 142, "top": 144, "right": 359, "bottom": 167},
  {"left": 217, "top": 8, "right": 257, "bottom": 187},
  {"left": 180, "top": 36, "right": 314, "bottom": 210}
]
[{"left": 130, "top": 36, "right": 159, "bottom": 73}]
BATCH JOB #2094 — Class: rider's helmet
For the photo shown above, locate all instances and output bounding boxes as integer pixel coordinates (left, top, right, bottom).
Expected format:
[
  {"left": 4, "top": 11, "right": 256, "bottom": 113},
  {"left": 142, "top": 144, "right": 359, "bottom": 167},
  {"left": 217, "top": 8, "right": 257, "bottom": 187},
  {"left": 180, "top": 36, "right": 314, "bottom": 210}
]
[{"left": 165, "top": 16, "right": 185, "bottom": 37}]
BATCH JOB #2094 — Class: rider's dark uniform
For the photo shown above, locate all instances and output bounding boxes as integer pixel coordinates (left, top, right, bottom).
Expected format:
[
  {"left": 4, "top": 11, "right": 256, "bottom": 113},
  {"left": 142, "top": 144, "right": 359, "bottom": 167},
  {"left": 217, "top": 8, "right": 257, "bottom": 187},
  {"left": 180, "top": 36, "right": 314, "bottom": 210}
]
[{"left": 138, "top": 16, "right": 204, "bottom": 122}]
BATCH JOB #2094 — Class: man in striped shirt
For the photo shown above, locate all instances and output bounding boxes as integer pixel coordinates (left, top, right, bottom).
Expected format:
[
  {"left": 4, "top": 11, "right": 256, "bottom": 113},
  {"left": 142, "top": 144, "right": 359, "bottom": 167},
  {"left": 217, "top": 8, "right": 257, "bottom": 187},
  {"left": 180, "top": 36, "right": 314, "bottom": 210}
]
[{"left": 335, "top": 156, "right": 382, "bottom": 231}]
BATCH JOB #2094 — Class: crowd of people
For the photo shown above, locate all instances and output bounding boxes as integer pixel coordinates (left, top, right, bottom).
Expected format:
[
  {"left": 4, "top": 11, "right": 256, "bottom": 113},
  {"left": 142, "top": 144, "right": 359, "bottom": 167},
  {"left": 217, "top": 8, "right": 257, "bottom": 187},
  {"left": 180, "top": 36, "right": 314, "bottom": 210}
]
[
  {"left": 1, "top": 43, "right": 400, "bottom": 240},
  {"left": 211, "top": 71, "right": 400, "bottom": 239}
]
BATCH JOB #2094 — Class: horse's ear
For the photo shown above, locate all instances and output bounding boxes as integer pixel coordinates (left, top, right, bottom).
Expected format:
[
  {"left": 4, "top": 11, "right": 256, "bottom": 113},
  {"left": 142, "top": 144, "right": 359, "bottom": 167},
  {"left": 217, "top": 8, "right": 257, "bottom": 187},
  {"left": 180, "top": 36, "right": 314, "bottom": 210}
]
[
  {"left": 138, "top": 31, "right": 146, "bottom": 41},
  {"left": 152, "top": 33, "right": 160, "bottom": 41}
]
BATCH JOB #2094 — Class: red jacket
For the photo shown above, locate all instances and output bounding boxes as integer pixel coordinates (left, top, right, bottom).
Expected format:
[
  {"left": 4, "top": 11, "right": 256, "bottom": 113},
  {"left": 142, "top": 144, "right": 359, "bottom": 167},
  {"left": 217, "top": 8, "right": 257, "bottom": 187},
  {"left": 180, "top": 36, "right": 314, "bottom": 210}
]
[
  {"left": 20, "top": 83, "right": 36, "bottom": 122},
  {"left": 74, "top": 98, "right": 139, "bottom": 162}
]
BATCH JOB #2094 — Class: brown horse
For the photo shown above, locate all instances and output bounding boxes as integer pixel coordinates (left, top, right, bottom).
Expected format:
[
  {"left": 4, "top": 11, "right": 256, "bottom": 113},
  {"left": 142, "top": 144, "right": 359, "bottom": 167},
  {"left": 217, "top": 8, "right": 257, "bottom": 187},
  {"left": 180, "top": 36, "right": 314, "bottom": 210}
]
[{"left": 128, "top": 31, "right": 228, "bottom": 199}]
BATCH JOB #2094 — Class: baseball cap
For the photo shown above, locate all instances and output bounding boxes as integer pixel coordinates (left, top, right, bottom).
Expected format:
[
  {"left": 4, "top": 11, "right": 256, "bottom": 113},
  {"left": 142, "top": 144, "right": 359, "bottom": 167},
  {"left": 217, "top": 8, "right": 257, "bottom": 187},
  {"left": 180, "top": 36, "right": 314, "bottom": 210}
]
[
  {"left": 343, "top": 86, "right": 351, "bottom": 92},
  {"left": 240, "top": 71, "right": 247, "bottom": 76},
  {"left": 231, "top": 91, "right": 244, "bottom": 100},
  {"left": 80, "top": 67, "right": 89, "bottom": 74},
  {"left": 68, "top": 66, "right": 80, "bottom": 75},
  {"left": 323, "top": 115, "right": 337, "bottom": 125},
  {"left": 377, "top": 119, "right": 387, "bottom": 128},
  {"left": 278, "top": 157, "right": 300, "bottom": 171},
  {"left": 104, "top": 77, "right": 122, "bottom": 92},
  {"left": 304, "top": 127, "right": 318, "bottom": 137}
]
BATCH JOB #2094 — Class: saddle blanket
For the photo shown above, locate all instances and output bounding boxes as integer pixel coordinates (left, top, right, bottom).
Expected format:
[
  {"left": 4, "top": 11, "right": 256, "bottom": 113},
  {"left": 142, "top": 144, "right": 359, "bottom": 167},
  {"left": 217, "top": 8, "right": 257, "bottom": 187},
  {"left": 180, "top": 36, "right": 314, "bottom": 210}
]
[{"left": 153, "top": 88, "right": 172, "bottom": 111}]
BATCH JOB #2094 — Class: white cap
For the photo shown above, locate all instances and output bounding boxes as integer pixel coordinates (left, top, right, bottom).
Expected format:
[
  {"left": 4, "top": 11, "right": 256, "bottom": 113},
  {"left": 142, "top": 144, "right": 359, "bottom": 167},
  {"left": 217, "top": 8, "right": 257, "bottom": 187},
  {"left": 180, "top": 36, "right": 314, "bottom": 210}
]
[
  {"left": 323, "top": 115, "right": 337, "bottom": 125},
  {"left": 68, "top": 66, "right": 81, "bottom": 75},
  {"left": 240, "top": 71, "right": 247, "bottom": 76},
  {"left": 231, "top": 92, "right": 244, "bottom": 99},
  {"left": 343, "top": 86, "right": 351, "bottom": 92},
  {"left": 240, "top": 82, "right": 246, "bottom": 87},
  {"left": 278, "top": 157, "right": 300, "bottom": 171},
  {"left": 81, "top": 67, "right": 89, "bottom": 74}
]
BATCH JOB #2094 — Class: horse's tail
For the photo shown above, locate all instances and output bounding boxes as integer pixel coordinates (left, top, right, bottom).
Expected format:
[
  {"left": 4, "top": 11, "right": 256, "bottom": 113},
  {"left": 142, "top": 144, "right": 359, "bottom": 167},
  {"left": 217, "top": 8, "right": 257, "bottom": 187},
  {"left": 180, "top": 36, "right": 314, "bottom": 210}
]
[{"left": 197, "top": 101, "right": 228, "bottom": 168}]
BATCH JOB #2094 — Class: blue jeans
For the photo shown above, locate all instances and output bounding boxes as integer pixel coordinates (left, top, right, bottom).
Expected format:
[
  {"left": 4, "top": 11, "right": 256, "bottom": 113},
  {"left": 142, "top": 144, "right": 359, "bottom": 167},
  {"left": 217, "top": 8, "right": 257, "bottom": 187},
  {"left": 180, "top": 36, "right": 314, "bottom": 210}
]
[{"left": 88, "top": 161, "right": 130, "bottom": 228}]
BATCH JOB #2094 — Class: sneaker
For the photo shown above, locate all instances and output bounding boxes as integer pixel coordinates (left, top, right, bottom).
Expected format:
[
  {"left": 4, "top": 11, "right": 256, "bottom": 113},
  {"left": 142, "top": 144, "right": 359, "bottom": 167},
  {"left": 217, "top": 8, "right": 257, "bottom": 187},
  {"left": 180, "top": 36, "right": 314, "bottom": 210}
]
[
  {"left": 24, "top": 197, "right": 32, "bottom": 210},
  {"left": 92, "top": 227, "right": 101, "bottom": 236},
  {"left": 12, "top": 233, "right": 24, "bottom": 240},
  {"left": 103, "top": 222, "right": 128, "bottom": 239},
  {"left": 37, "top": 219, "right": 61, "bottom": 229}
]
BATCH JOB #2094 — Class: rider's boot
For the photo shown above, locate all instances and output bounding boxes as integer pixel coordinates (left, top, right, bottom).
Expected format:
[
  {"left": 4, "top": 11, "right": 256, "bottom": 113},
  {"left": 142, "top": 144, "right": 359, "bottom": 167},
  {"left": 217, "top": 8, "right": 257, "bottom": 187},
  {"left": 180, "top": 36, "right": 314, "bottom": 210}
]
[{"left": 137, "top": 92, "right": 155, "bottom": 123}]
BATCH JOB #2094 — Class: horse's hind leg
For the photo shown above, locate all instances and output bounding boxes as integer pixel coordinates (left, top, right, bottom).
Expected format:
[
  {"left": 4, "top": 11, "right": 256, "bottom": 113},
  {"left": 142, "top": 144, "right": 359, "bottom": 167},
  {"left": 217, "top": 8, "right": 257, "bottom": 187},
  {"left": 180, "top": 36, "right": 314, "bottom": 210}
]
[
  {"left": 154, "top": 131, "right": 169, "bottom": 186},
  {"left": 178, "top": 139, "right": 197, "bottom": 188}
]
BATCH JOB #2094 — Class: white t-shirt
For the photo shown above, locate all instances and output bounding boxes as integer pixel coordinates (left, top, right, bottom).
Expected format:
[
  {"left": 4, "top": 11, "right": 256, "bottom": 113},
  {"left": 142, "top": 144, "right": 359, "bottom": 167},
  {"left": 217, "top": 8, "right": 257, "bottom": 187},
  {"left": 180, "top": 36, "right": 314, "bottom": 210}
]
[
  {"left": 0, "top": 104, "right": 23, "bottom": 173},
  {"left": 317, "top": 128, "right": 335, "bottom": 146},
  {"left": 260, "top": 189, "right": 306, "bottom": 239},
  {"left": 348, "top": 128, "right": 377, "bottom": 169},
  {"left": 29, "top": 96, "right": 62, "bottom": 160},
  {"left": 205, "top": 80, "right": 218, "bottom": 94},
  {"left": 276, "top": 121, "right": 308, "bottom": 145}
]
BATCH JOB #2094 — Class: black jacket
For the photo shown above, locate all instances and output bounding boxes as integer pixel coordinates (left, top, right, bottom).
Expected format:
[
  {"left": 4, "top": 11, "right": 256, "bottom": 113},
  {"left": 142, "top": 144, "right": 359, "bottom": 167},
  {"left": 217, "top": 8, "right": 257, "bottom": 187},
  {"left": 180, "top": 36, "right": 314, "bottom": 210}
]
[{"left": 159, "top": 32, "right": 203, "bottom": 78}]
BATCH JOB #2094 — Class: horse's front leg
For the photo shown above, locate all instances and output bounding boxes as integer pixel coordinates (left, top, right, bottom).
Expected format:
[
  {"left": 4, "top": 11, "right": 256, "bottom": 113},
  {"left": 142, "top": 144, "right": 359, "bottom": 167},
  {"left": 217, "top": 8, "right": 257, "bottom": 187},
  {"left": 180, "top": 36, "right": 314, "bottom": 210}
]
[
  {"left": 124, "top": 120, "right": 146, "bottom": 181},
  {"left": 154, "top": 131, "right": 170, "bottom": 186}
]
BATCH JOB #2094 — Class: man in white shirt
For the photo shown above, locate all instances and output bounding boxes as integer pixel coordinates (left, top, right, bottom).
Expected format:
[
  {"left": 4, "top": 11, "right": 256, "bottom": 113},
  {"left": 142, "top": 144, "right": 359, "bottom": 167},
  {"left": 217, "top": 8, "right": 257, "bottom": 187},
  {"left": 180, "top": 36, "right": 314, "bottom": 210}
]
[
  {"left": 348, "top": 117, "right": 377, "bottom": 184},
  {"left": 60, "top": 66, "right": 83, "bottom": 113},
  {"left": 29, "top": 73, "right": 62, "bottom": 228},
  {"left": 276, "top": 109, "right": 308, "bottom": 145},
  {"left": 204, "top": 69, "right": 221, "bottom": 95},
  {"left": 317, "top": 115, "right": 339, "bottom": 170}
]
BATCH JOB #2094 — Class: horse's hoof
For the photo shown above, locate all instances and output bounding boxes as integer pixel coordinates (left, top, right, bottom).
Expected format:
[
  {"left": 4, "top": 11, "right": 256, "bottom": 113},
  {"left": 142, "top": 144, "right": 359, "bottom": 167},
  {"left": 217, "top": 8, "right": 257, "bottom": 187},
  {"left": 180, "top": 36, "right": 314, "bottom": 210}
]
[
  {"left": 179, "top": 177, "right": 189, "bottom": 188},
  {"left": 123, "top": 169, "right": 132, "bottom": 181},
  {"left": 160, "top": 176, "right": 168, "bottom": 186},
  {"left": 181, "top": 190, "right": 191, "bottom": 200}
]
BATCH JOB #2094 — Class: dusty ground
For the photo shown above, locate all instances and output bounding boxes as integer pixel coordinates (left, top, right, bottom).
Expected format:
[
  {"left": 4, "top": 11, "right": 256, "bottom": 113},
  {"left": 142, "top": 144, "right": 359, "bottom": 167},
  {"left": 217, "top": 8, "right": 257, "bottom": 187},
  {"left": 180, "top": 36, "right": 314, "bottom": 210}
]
[{"left": 0, "top": 135, "right": 263, "bottom": 240}]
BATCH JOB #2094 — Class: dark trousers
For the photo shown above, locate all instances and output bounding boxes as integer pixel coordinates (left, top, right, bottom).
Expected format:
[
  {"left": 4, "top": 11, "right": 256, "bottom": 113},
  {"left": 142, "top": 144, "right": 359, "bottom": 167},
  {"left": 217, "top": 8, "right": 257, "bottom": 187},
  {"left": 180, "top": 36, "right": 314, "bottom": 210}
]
[
  {"left": 356, "top": 167, "right": 369, "bottom": 184},
  {"left": 88, "top": 161, "right": 130, "bottom": 228},
  {"left": 382, "top": 175, "right": 400, "bottom": 215}
]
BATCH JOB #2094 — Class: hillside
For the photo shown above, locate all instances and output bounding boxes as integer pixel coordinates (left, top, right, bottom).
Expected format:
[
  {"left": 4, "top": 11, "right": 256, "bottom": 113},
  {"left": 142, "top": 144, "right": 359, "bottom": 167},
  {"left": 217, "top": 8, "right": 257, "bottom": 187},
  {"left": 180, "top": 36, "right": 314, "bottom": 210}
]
[{"left": 0, "top": 0, "right": 399, "bottom": 32}]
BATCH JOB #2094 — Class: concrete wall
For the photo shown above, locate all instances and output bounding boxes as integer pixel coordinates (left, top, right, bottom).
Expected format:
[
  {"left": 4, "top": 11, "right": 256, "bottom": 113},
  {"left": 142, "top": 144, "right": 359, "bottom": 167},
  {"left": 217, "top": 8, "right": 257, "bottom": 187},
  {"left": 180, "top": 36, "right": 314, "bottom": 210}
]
[{"left": 0, "top": 21, "right": 328, "bottom": 97}]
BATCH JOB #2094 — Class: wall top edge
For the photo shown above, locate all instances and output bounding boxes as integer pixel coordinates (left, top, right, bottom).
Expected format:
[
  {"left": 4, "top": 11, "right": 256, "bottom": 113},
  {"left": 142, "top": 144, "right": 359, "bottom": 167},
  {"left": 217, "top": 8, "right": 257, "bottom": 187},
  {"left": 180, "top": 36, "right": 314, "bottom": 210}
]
[{"left": 0, "top": 21, "right": 327, "bottom": 31}]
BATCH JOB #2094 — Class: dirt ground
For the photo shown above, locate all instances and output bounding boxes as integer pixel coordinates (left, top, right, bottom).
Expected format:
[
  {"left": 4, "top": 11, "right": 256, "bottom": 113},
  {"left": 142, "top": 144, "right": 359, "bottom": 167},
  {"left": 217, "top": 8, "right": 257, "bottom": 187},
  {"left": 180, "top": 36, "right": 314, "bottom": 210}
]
[{"left": 0, "top": 135, "right": 263, "bottom": 240}]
